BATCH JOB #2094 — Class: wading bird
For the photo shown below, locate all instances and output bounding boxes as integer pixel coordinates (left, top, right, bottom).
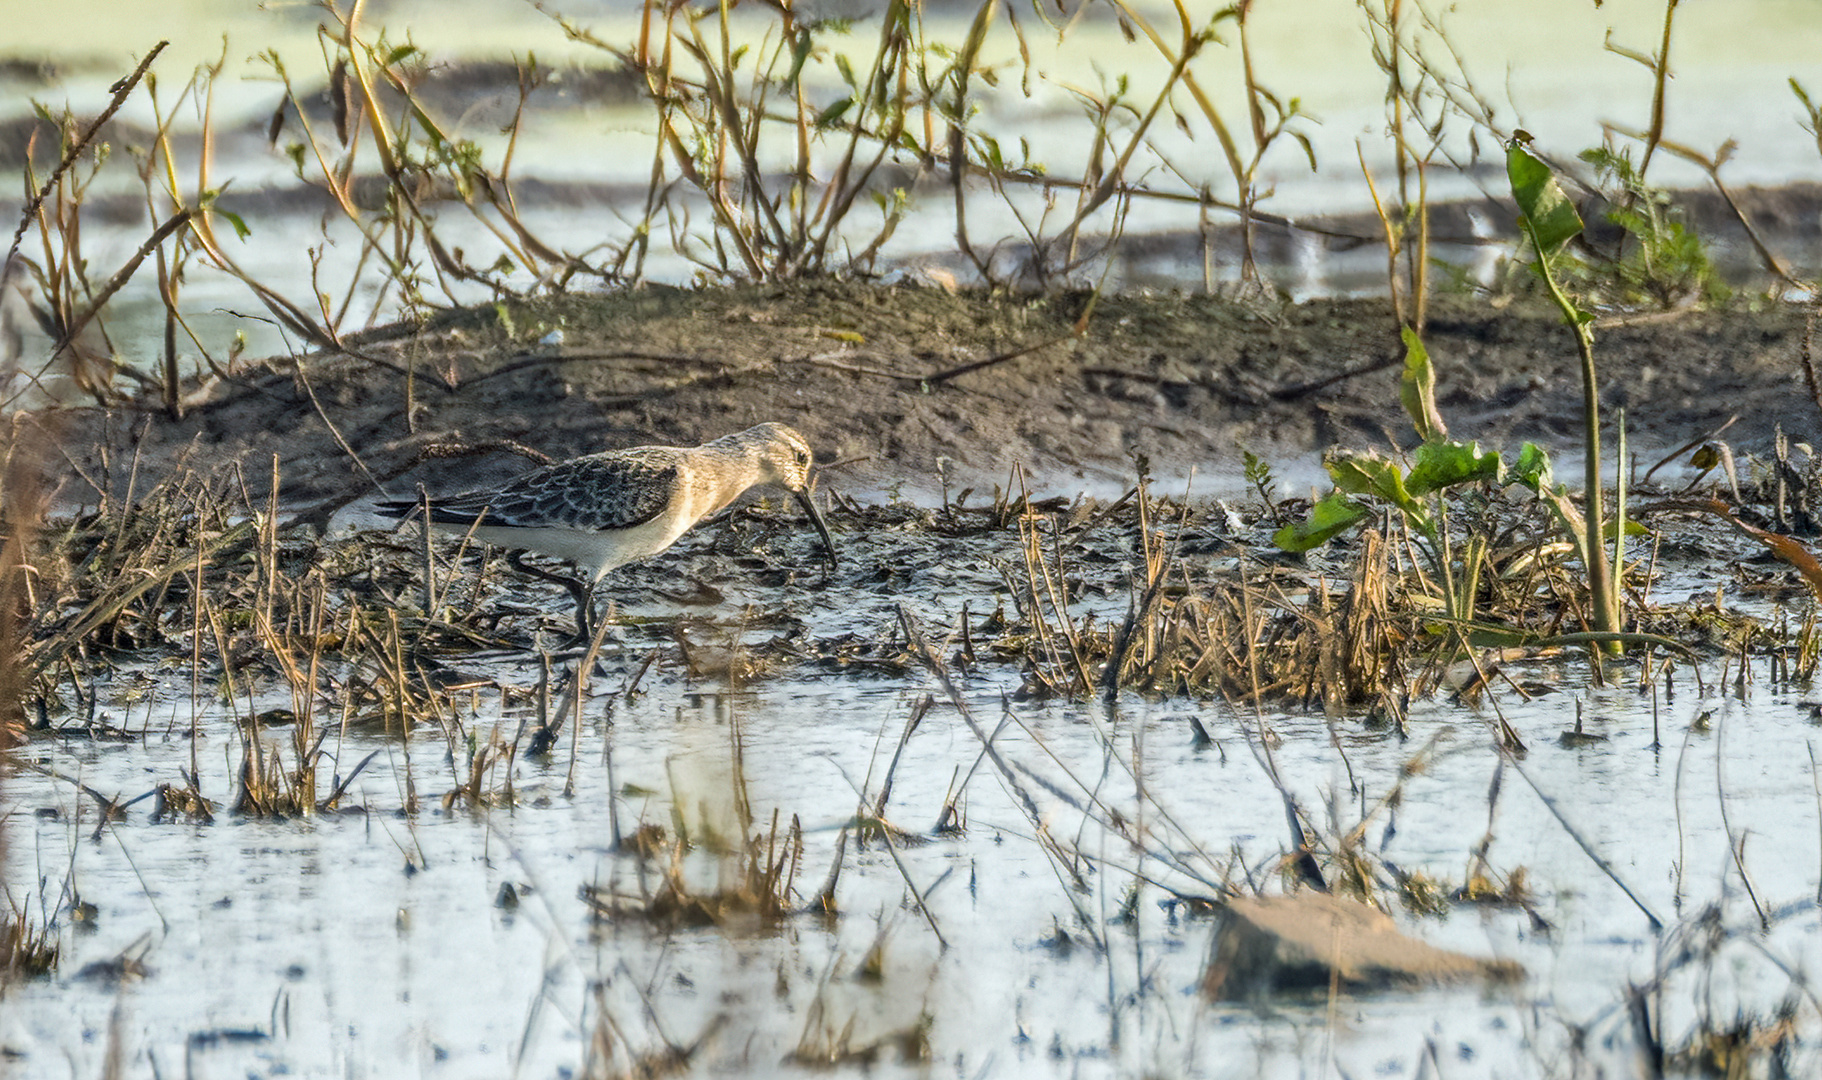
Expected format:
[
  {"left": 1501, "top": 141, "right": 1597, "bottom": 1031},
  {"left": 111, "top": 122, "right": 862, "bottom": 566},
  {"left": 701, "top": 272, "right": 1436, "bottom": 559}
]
[{"left": 376, "top": 423, "right": 837, "bottom": 641}]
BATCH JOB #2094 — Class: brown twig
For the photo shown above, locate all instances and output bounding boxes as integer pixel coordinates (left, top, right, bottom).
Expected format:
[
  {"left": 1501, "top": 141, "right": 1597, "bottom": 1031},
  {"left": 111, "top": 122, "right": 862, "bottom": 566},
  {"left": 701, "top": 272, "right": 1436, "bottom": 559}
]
[
  {"left": 461, "top": 349, "right": 738, "bottom": 388},
  {"left": 1265, "top": 348, "right": 1405, "bottom": 401},
  {"left": 922, "top": 333, "right": 1073, "bottom": 386},
  {"left": 1803, "top": 300, "right": 1822, "bottom": 415},
  {"left": 49, "top": 209, "right": 191, "bottom": 363},
  {"left": 1639, "top": 496, "right": 1822, "bottom": 600},
  {"left": 8, "top": 42, "right": 167, "bottom": 261}
]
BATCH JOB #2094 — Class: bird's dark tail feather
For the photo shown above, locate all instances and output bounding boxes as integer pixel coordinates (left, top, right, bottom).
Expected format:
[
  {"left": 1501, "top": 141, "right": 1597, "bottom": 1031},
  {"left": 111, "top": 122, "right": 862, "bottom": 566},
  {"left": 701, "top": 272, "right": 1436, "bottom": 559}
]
[{"left": 372, "top": 499, "right": 487, "bottom": 527}]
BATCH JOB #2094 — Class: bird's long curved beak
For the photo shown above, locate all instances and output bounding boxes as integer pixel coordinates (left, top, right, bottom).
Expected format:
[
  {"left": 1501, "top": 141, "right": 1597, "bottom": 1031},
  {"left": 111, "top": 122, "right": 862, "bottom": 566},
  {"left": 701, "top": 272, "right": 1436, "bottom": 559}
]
[{"left": 794, "top": 488, "right": 838, "bottom": 575}]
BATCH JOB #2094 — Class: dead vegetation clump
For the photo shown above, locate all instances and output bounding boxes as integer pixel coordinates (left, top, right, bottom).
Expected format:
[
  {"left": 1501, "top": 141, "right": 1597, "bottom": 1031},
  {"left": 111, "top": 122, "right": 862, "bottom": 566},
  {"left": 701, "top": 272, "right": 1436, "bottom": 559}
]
[
  {"left": 1009, "top": 520, "right": 1418, "bottom": 718},
  {"left": 0, "top": 459, "right": 530, "bottom": 818},
  {"left": 581, "top": 809, "right": 805, "bottom": 930},
  {"left": 0, "top": 901, "right": 58, "bottom": 981},
  {"left": 989, "top": 478, "right": 1612, "bottom": 719},
  {"left": 582, "top": 718, "right": 809, "bottom": 930},
  {"left": 1, "top": 424, "right": 57, "bottom": 981}
]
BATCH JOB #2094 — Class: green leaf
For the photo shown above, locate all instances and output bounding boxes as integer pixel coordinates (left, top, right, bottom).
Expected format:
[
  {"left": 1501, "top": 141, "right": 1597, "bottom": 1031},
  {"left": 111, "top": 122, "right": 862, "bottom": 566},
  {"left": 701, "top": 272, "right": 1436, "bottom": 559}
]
[
  {"left": 1507, "top": 442, "right": 1553, "bottom": 490},
  {"left": 1326, "top": 450, "right": 1433, "bottom": 536},
  {"left": 814, "top": 97, "right": 854, "bottom": 129},
  {"left": 1290, "top": 129, "right": 1317, "bottom": 172},
  {"left": 214, "top": 209, "right": 251, "bottom": 241},
  {"left": 1398, "top": 325, "right": 1446, "bottom": 442},
  {"left": 786, "top": 32, "right": 814, "bottom": 88},
  {"left": 1405, "top": 440, "right": 1501, "bottom": 497},
  {"left": 1505, "top": 443, "right": 1592, "bottom": 570},
  {"left": 1327, "top": 452, "right": 1418, "bottom": 511},
  {"left": 1507, "top": 141, "right": 1583, "bottom": 255},
  {"left": 1272, "top": 493, "right": 1371, "bottom": 553},
  {"left": 978, "top": 133, "right": 1004, "bottom": 172}
]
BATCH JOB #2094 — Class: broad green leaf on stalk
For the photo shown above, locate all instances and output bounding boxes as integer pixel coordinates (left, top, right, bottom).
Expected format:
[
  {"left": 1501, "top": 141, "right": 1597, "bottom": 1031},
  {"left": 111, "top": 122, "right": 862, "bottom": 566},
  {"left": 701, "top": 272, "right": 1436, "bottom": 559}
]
[
  {"left": 835, "top": 54, "right": 856, "bottom": 88},
  {"left": 1507, "top": 141, "right": 1583, "bottom": 256},
  {"left": 1507, "top": 442, "right": 1553, "bottom": 490},
  {"left": 1405, "top": 440, "right": 1501, "bottom": 497},
  {"left": 1326, "top": 450, "right": 1428, "bottom": 530},
  {"left": 1399, "top": 325, "right": 1446, "bottom": 442},
  {"left": 1272, "top": 492, "right": 1371, "bottom": 553}
]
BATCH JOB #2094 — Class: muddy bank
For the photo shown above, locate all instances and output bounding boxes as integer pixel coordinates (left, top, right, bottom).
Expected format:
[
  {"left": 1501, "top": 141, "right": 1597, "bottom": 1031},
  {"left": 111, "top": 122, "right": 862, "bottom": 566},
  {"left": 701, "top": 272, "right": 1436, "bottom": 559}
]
[{"left": 37, "top": 282, "right": 1820, "bottom": 510}]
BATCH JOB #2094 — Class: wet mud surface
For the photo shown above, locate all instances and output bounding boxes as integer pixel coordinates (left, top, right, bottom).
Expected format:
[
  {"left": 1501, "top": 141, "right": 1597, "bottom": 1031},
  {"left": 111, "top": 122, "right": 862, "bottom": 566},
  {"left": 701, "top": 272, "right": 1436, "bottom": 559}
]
[{"left": 36, "top": 282, "right": 1819, "bottom": 512}]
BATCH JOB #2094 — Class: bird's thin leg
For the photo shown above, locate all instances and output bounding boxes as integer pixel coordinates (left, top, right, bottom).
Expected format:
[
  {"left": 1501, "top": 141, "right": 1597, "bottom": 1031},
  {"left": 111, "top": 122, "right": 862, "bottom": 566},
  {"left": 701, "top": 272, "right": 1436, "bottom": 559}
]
[
  {"left": 569, "top": 582, "right": 601, "bottom": 647},
  {"left": 578, "top": 582, "right": 600, "bottom": 646},
  {"left": 506, "top": 550, "right": 594, "bottom": 644}
]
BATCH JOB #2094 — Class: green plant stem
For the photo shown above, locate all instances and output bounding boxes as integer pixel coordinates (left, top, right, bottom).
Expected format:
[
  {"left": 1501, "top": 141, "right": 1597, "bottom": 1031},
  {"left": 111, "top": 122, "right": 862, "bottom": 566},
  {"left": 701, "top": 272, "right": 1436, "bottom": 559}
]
[
  {"left": 1536, "top": 263, "right": 1619, "bottom": 646},
  {"left": 1614, "top": 409, "right": 1627, "bottom": 614},
  {"left": 1426, "top": 502, "right": 1460, "bottom": 622}
]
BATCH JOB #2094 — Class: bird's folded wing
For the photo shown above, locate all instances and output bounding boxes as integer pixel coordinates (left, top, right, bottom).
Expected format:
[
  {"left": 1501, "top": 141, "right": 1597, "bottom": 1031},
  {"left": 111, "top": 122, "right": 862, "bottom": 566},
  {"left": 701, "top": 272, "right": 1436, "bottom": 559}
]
[{"left": 379, "top": 451, "right": 680, "bottom": 532}]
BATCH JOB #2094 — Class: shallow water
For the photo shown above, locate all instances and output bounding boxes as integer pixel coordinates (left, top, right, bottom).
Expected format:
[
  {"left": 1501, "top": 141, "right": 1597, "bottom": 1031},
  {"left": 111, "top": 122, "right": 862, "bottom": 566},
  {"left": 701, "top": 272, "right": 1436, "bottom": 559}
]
[{"left": 4, "top": 527, "right": 1820, "bottom": 1077}]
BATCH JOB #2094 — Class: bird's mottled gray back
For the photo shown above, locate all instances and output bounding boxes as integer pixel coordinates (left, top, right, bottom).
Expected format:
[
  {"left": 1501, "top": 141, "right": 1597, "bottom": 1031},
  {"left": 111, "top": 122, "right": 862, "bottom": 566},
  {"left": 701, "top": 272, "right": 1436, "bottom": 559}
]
[{"left": 426, "top": 448, "right": 680, "bottom": 531}]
